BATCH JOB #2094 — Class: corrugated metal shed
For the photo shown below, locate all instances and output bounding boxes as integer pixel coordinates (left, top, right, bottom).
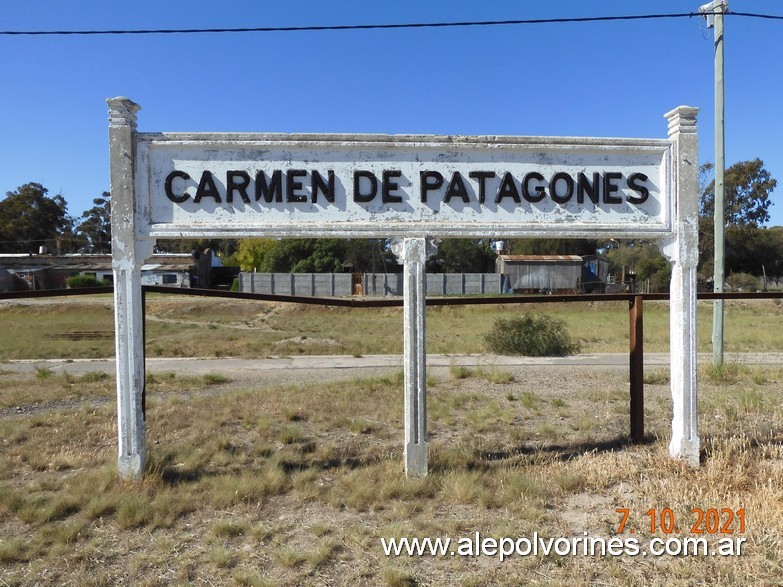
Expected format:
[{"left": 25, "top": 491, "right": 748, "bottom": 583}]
[{"left": 496, "top": 255, "right": 583, "bottom": 293}]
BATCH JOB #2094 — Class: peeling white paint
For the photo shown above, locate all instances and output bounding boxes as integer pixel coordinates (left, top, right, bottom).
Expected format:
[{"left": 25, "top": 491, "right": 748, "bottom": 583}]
[
  {"left": 108, "top": 98, "right": 700, "bottom": 478},
  {"left": 134, "top": 134, "right": 673, "bottom": 239}
]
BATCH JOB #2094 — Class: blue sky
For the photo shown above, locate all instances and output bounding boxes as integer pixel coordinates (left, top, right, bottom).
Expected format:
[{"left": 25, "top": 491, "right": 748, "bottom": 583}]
[{"left": 2, "top": 1, "right": 782, "bottom": 226}]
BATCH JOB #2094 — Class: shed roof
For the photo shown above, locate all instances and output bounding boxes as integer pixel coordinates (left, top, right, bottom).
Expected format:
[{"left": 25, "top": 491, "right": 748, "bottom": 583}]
[{"left": 498, "top": 255, "right": 583, "bottom": 263}]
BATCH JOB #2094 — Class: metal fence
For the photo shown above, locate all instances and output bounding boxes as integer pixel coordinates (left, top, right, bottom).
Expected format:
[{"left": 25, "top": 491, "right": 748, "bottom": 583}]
[
  {"left": 238, "top": 272, "right": 506, "bottom": 297},
  {"left": 240, "top": 272, "right": 353, "bottom": 297}
]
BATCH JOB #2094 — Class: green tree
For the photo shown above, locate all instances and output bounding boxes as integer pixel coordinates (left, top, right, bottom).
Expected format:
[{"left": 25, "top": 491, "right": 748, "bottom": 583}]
[
  {"left": 155, "top": 239, "right": 239, "bottom": 257},
  {"left": 699, "top": 159, "right": 778, "bottom": 280},
  {"left": 0, "top": 183, "right": 73, "bottom": 253},
  {"left": 426, "top": 239, "right": 496, "bottom": 273},
  {"left": 343, "top": 239, "right": 396, "bottom": 273},
  {"left": 256, "top": 239, "right": 346, "bottom": 273},
  {"left": 605, "top": 240, "right": 671, "bottom": 292},
  {"left": 699, "top": 159, "right": 777, "bottom": 227},
  {"left": 508, "top": 238, "right": 598, "bottom": 256},
  {"left": 231, "top": 238, "right": 278, "bottom": 271},
  {"left": 76, "top": 193, "right": 111, "bottom": 253},
  {"left": 757, "top": 226, "right": 783, "bottom": 285},
  {"left": 230, "top": 238, "right": 395, "bottom": 273}
]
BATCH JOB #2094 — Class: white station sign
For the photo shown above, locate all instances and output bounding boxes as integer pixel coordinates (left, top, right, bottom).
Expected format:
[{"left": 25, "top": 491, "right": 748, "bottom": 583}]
[
  {"left": 109, "top": 98, "right": 700, "bottom": 481},
  {"left": 135, "top": 134, "right": 673, "bottom": 239}
]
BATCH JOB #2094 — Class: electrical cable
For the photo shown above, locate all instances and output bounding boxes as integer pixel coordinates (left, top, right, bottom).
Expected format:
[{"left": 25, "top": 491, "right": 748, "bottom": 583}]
[{"left": 2, "top": 11, "right": 777, "bottom": 37}]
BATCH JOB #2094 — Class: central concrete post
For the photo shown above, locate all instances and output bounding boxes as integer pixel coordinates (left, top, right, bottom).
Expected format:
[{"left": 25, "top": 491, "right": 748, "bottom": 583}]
[{"left": 392, "top": 237, "right": 437, "bottom": 477}]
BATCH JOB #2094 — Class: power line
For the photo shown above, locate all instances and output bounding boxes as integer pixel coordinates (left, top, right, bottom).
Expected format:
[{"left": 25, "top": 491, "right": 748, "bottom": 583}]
[
  {"left": 731, "top": 11, "right": 783, "bottom": 21},
  {"left": 0, "top": 11, "right": 771, "bottom": 37}
]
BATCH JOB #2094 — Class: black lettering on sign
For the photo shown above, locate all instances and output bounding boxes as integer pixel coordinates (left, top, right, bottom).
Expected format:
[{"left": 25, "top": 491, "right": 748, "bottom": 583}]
[
  {"left": 496, "top": 172, "right": 521, "bottom": 204},
  {"left": 577, "top": 172, "right": 600, "bottom": 205},
  {"left": 468, "top": 171, "right": 495, "bottom": 204},
  {"left": 522, "top": 172, "right": 546, "bottom": 203},
  {"left": 420, "top": 171, "right": 444, "bottom": 202},
  {"left": 627, "top": 173, "right": 650, "bottom": 204},
  {"left": 312, "top": 170, "right": 335, "bottom": 203},
  {"left": 550, "top": 172, "right": 574, "bottom": 205},
  {"left": 165, "top": 170, "right": 191, "bottom": 203},
  {"left": 194, "top": 171, "right": 221, "bottom": 203},
  {"left": 286, "top": 170, "right": 308, "bottom": 203},
  {"left": 603, "top": 172, "right": 623, "bottom": 204},
  {"left": 444, "top": 172, "right": 470, "bottom": 203},
  {"left": 354, "top": 171, "right": 378, "bottom": 203},
  {"left": 226, "top": 170, "right": 251, "bottom": 204},
  {"left": 256, "top": 170, "right": 283, "bottom": 203},
  {"left": 382, "top": 170, "right": 403, "bottom": 203}
]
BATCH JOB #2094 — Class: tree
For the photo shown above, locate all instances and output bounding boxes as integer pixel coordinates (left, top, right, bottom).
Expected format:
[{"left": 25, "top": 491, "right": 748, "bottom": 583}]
[
  {"left": 77, "top": 193, "right": 111, "bottom": 253},
  {"left": 0, "top": 183, "right": 72, "bottom": 253},
  {"left": 343, "top": 239, "right": 396, "bottom": 273},
  {"left": 699, "top": 159, "right": 777, "bottom": 227},
  {"left": 230, "top": 238, "right": 397, "bottom": 273},
  {"left": 230, "top": 238, "right": 279, "bottom": 271},
  {"left": 236, "top": 239, "right": 346, "bottom": 273},
  {"left": 699, "top": 159, "right": 779, "bottom": 280},
  {"left": 426, "top": 239, "right": 496, "bottom": 273},
  {"left": 605, "top": 240, "right": 671, "bottom": 292},
  {"left": 508, "top": 238, "right": 598, "bottom": 256},
  {"left": 757, "top": 226, "right": 783, "bottom": 285},
  {"left": 155, "top": 238, "right": 239, "bottom": 256}
]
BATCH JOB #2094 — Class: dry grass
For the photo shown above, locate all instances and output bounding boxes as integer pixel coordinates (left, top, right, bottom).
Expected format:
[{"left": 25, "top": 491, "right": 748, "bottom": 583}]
[
  {"left": 1, "top": 359, "right": 783, "bottom": 585},
  {"left": 5, "top": 297, "right": 783, "bottom": 360}
]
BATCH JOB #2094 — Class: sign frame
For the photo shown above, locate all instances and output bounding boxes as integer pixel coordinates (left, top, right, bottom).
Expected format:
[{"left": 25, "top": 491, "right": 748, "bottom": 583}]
[
  {"left": 108, "top": 97, "right": 700, "bottom": 479},
  {"left": 134, "top": 132, "right": 674, "bottom": 240}
]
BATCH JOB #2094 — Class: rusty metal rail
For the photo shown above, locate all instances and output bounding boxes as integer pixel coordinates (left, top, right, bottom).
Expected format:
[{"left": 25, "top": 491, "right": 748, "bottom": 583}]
[
  {"left": 4, "top": 285, "right": 783, "bottom": 304},
  {"left": 0, "top": 286, "right": 114, "bottom": 300},
  {"left": 45, "top": 331, "right": 113, "bottom": 341},
  {"left": 5, "top": 285, "right": 783, "bottom": 444}
]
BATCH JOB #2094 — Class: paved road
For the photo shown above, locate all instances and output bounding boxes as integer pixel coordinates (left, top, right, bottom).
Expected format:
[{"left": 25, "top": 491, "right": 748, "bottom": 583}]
[{"left": 4, "top": 352, "right": 783, "bottom": 376}]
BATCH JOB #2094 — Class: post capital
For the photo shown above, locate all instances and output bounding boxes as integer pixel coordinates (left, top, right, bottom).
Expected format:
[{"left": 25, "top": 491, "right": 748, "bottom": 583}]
[
  {"left": 107, "top": 97, "right": 141, "bottom": 130},
  {"left": 391, "top": 237, "right": 439, "bottom": 265},
  {"left": 664, "top": 106, "right": 699, "bottom": 137}
]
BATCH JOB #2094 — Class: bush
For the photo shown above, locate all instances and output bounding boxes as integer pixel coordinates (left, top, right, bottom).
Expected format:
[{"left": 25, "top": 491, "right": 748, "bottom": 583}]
[
  {"left": 727, "top": 272, "right": 759, "bottom": 292},
  {"left": 66, "top": 275, "right": 109, "bottom": 288},
  {"left": 484, "top": 314, "right": 580, "bottom": 356}
]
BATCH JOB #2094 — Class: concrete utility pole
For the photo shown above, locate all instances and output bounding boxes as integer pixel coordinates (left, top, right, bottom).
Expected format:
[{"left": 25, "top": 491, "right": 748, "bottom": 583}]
[{"left": 700, "top": 0, "right": 727, "bottom": 367}]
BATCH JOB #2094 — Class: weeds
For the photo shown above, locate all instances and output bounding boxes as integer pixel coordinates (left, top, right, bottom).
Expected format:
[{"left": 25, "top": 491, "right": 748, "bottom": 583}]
[
  {"left": 203, "top": 373, "right": 232, "bottom": 385},
  {"left": 449, "top": 364, "right": 475, "bottom": 379},
  {"left": 3, "top": 353, "right": 783, "bottom": 585},
  {"left": 643, "top": 369, "right": 670, "bottom": 385},
  {"left": 35, "top": 366, "right": 54, "bottom": 379}
]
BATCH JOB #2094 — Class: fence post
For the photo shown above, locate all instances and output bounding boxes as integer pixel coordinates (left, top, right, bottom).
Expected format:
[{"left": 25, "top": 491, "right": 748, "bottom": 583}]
[{"left": 629, "top": 295, "right": 644, "bottom": 443}]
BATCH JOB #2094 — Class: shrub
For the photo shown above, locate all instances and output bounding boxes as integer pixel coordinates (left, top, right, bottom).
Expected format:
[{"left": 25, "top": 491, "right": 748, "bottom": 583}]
[
  {"left": 66, "top": 275, "right": 109, "bottom": 288},
  {"left": 727, "top": 272, "right": 759, "bottom": 292},
  {"left": 484, "top": 314, "right": 580, "bottom": 356}
]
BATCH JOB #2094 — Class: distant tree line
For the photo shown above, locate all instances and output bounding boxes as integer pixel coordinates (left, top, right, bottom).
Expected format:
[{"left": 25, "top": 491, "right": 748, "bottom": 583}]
[
  {"left": 1, "top": 159, "right": 778, "bottom": 290},
  {"left": 0, "top": 183, "right": 111, "bottom": 254},
  {"left": 605, "top": 158, "right": 780, "bottom": 290}
]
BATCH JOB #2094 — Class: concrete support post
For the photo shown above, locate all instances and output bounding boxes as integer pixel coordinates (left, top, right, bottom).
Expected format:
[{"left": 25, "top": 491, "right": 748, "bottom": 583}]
[
  {"left": 108, "top": 97, "right": 153, "bottom": 479},
  {"left": 392, "top": 237, "right": 437, "bottom": 477},
  {"left": 662, "top": 106, "right": 700, "bottom": 467}
]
